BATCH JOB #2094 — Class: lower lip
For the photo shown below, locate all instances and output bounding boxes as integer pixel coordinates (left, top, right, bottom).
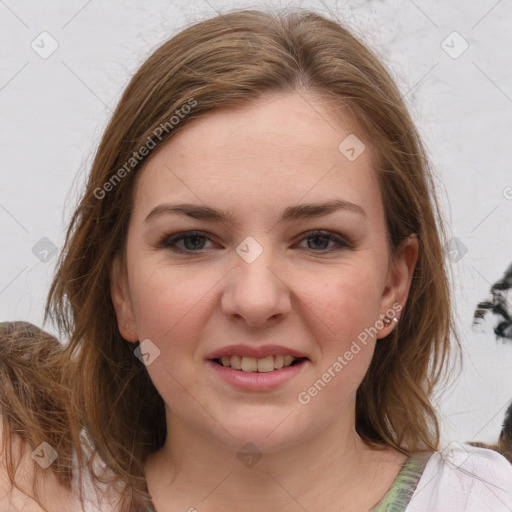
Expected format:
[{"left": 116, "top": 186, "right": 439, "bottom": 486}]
[{"left": 207, "top": 359, "right": 308, "bottom": 390}]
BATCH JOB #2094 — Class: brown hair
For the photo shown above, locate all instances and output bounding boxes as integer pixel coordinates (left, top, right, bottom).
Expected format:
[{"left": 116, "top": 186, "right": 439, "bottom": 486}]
[
  {"left": 44, "top": 8, "right": 458, "bottom": 511},
  {"left": 0, "top": 321, "right": 74, "bottom": 511}
]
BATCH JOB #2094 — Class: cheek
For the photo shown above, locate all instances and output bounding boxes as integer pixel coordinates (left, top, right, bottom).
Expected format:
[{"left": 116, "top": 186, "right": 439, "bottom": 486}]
[
  {"left": 127, "top": 264, "right": 209, "bottom": 402},
  {"left": 297, "top": 275, "right": 379, "bottom": 409},
  {"left": 301, "top": 262, "right": 383, "bottom": 344},
  {"left": 295, "top": 259, "right": 384, "bottom": 399},
  {"left": 127, "top": 260, "right": 212, "bottom": 351}
]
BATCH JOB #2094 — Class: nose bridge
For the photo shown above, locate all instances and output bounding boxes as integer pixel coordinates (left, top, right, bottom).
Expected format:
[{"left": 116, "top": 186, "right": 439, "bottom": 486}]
[
  {"left": 238, "top": 249, "right": 281, "bottom": 290},
  {"left": 222, "top": 238, "right": 290, "bottom": 326}
]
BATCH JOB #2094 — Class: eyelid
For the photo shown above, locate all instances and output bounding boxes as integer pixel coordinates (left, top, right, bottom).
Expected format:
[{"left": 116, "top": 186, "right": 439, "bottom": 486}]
[
  {"left": 294, "top": 229, "right": 352, "bottom": 250},
  {"left": 158, "top": 230, "right": 218, "bottom": 251},
  {"left": 158, "top": 229, "right": 351, "bottom": 253}
]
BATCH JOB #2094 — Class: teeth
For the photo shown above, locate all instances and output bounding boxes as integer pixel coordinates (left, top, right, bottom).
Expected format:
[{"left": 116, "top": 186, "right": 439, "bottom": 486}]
[
  {"left": 231, "top": 355, "right": 242, "bottom": 370},
  {"left": 257, "top": 355, "right": 274, "bottom": 373},
  {"left": 241, "top": 356, "right": 258, "bottom": 372},
  {"left": 216, "top": 354, "right": 300, "bottom": 372},
  {"left": 274, "top": 355, "right": 284, "bottom": 369}
]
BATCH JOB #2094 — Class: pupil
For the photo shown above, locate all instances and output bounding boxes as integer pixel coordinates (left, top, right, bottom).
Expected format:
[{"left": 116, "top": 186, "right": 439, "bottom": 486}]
[
  {"left": 184, "top": 235, "right": 204, "bottom": 250},
  {"left": 309, "top": 235, "right": 328, "bottom": 250}
]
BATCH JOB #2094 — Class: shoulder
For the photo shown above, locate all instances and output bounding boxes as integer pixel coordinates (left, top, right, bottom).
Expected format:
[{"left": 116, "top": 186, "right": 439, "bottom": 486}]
[
  {"left": 0, "top": 419, "right": 78, "bottom": 512},
  {"left": 407, "top": 442, "right": 512, "bottom": 512}
]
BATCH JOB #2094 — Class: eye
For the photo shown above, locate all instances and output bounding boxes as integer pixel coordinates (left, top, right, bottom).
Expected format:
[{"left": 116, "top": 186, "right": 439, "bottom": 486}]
[
  {"left": 296, "top": 230, "right": 350, "bottom": 252},
  {"left": 158, "top": 229, "right": 350, "bottom": 254},
  {"left": 159, "top": 231, "right": 217, "bottom": 252}
]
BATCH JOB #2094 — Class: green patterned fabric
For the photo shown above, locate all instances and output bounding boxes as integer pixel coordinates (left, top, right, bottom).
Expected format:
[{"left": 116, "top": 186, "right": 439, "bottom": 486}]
[
  {"left": 370, "top": 452, "right": 431, "bottom": 511},
  {"left": 145, "top": 453, "right": 431, "bottom": 512}
]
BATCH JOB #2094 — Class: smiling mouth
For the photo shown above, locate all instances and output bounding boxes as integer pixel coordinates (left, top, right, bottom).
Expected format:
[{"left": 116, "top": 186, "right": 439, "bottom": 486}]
[{"left": 211, "top": 355, "right": 308, "bottom": 373}]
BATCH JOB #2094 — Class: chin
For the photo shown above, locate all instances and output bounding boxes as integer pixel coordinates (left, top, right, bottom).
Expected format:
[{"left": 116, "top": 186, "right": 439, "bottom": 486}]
[{"left": 208, "top": 413, "right": 310, "bottom": 455}]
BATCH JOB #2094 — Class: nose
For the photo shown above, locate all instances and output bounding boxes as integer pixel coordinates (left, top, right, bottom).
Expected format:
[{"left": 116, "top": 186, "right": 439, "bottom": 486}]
[{"left": 221, "top": 249, "right": 291, "bottom": 328}]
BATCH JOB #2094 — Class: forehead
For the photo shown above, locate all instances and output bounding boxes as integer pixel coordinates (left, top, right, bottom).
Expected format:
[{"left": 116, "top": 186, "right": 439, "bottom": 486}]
[{"left": 132, "top": 92, "right": 382, "bottom": 221}]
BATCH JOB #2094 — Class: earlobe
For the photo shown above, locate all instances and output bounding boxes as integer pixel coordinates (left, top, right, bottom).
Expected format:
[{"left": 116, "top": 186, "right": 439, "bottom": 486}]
[{"left": 110, "top": 256, "right": 139, "bottom": 342}]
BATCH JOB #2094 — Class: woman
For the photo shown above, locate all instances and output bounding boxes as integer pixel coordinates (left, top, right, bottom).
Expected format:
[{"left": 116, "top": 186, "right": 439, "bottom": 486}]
[{"left": 3, "top": 8, "right": 511, "bottom": 512}]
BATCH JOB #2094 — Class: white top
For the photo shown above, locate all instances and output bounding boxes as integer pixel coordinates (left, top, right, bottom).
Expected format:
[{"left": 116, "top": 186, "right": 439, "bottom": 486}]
[
  {"left": 71, "top": 442, "right": 121, "bottom": 512},
  {"left": 70, "top": 442, "right": 512, "bottom": 511},
  {"left": 405, "top": 443, "right": 512, "bottom": 512}
]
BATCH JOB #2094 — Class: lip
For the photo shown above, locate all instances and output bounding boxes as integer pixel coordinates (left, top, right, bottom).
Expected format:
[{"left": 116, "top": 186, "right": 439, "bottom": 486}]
[
  {"left": 205, "top": 344, "right": 309, "bottom": 360},
  {"left": 207, "top": 358, "right": 308, "bottom": 391}
]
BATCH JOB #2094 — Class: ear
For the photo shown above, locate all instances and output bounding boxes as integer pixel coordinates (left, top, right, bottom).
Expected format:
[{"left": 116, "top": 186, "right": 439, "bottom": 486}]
[
  {"left": 110, "top": 256, "right": 139, "bottom": 342},
  {"left": 377, "top": 234, "right": 418, "bottom": 339}
]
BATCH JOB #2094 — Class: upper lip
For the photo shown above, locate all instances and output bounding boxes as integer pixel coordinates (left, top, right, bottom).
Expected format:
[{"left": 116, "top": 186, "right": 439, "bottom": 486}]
[{"left": 205, "top": 344, "right": 309, "bottom": 360}]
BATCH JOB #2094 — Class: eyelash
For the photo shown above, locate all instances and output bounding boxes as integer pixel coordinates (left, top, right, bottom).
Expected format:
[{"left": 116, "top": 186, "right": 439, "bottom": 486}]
[{"left": 158, "top": 230, "right": 351, "bottom": 254}]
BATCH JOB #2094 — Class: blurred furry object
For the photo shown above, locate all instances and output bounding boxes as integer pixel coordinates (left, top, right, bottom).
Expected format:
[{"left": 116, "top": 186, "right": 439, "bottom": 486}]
[{"left": 473, "top": 262, "right": 512, "bottom": 340}]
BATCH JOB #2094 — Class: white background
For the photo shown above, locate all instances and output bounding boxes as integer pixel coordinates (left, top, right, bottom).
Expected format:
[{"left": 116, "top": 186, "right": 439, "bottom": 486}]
[{"left": 1, "top": 0, "right": 511, "bottom": 448}]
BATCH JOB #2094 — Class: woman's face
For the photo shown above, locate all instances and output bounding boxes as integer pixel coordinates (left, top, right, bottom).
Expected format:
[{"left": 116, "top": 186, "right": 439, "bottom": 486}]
[{"left": 111, "top": 92, "right": 417, "bottom": 453}]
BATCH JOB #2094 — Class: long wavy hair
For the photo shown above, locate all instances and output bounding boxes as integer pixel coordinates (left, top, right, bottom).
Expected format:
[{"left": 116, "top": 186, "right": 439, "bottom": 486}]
[
  {"left": 0, "top": 321, "right": 75, "bottom": 512},
  {"left": 41, "top": 8, "right": 457, "bottom": 511}
]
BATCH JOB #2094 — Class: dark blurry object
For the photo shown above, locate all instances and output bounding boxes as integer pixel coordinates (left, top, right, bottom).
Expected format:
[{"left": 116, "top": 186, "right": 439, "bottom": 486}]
[
  {"left": 473, "top": 262, "right": 512, "bottom": 340},
  {"left": 470, "top": 263, "right": 512, "bottom": 462}
]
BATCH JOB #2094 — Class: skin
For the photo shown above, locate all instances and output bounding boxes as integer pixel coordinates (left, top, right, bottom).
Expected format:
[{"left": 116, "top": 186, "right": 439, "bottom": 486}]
[{"left": 111, "top": 91, "right": 418, "bottom": 511}]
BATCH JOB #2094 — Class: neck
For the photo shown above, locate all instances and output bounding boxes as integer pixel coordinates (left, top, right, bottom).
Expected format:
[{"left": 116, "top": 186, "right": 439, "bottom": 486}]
[{"left": 144, "top": 405, "right": 406, "bottom": 512}]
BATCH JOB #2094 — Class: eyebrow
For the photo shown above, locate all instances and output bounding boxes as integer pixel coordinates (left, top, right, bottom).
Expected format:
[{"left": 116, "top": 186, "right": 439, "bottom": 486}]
[{"left": 145, "top": 199, "right": 366, "bottom": 225}]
